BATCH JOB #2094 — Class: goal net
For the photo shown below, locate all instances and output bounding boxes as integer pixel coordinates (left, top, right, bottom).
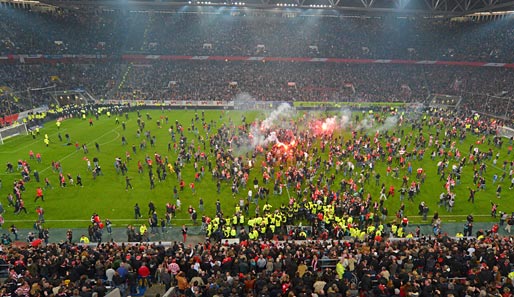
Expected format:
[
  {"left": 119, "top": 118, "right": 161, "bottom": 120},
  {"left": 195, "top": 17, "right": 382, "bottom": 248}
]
[
  {"left": 499, "top": 126, "right": 514, "bottom": 139},
  {"left": 0, "top": 123, "right": 28, "bottom": 144}
]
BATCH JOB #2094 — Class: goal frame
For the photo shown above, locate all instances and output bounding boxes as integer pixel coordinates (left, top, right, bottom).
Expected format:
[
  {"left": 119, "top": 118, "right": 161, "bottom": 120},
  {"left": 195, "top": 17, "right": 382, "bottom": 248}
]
[{"left": 0, "top": 123, "right": 28, "bottom": 144}]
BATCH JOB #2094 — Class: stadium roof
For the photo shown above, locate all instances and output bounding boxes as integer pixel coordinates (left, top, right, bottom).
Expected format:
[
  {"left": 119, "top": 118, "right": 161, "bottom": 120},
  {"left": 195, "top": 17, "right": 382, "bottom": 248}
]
[{"left": 9, "top": 0, "right": 514, "bottom": 16}]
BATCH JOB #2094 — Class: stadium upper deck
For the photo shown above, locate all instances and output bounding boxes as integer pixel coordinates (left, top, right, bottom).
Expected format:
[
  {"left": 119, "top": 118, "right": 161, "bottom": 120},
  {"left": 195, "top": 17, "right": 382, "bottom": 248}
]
[{"left": 0, "top": 6, "right": 513, "bottom": 62}]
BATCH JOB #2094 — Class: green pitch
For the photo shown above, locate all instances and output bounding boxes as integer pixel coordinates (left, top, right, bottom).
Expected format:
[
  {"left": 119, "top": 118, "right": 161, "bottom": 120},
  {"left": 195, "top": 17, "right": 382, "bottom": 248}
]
[{"left": 0, "top": 108, "right": 511, "bottom": 229}]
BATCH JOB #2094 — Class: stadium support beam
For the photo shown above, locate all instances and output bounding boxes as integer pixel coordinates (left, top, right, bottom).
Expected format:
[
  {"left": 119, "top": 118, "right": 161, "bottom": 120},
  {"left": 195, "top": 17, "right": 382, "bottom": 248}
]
[
  {"left": 462, "top": 0, "right": 480, "bottom": 11},
  {"left": 328, "top": 0, "right": 341, "bottom": 6},
  {"left": 462, "top": 0, "right": 514, "bottom": 14},
  {"left": 359, "top": 0, "right": 375, "bottom": 8},
  {"left": 450, "top": 0, "right": 503, "bottom": 13},
  {"left": 482, "top": 0, "right": 500, "bottom": 7},
  {"left": 450, "top": 0, "right": 464, "bottom": 11},
  {"left": 448, "top": 0, "right": 480, "bottom": 12},
  {"left": 423, "top": 0, "right": 443, "bottom": 11}
]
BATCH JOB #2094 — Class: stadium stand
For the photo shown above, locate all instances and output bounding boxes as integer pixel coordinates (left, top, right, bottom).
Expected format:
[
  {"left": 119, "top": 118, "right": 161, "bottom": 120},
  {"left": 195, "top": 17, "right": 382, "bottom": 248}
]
[
  {"left": 1, "top": 8, "right": 513, "bottom": 62},
  {"left": 0, "top": 7, "right": 513, "bottom": 122}
]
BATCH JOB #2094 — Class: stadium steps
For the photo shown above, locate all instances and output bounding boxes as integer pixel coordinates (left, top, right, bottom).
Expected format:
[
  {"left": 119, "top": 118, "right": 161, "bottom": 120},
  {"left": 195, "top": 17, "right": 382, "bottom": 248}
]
[
  {"left": 135, "top": 284, "right": 166, "bottom": 297},
  {"left": 106, "top": 63, "right": 131, "bottom": 99},
  {"left": 83, "top": 90, "right": 97, "bottom": 103}
]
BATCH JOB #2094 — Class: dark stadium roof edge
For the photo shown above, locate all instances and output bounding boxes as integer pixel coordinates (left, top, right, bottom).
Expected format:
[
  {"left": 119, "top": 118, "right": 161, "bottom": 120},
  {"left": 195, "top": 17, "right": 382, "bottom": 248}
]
[{"left": 4, "top": 0, "right": 514, "bottom": 17}]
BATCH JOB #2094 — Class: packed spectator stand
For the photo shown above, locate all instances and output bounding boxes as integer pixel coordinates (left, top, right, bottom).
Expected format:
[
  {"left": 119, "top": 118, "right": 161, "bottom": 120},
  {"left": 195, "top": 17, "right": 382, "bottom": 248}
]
[
  {"left": 1, "top": 7, "right": 514, "bottom": 121},
  {"left": 2, "top": 233, "right": 514, "bottom": 296},
  {"left": 2, "top": 61, "right": 513, "bottom": 124},
  {"left": 1, "top": 8, "right": 513, "bottom": 62}
]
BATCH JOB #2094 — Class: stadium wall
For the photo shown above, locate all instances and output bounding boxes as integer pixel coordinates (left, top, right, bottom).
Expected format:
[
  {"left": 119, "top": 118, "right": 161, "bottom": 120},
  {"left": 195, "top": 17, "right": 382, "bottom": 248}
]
[
  {"left": 1, "top": 54, "right": 514, "bottom": 68},
  {"left": 0, "top": 113, "right": 19, "bottom": 126}
]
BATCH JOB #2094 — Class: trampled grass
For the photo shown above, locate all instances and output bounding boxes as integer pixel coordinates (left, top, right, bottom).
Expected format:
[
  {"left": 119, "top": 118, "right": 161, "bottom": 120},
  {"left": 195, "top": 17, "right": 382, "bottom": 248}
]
[{"left": 0, "top": 108, "right": 511, "bottom": 229}]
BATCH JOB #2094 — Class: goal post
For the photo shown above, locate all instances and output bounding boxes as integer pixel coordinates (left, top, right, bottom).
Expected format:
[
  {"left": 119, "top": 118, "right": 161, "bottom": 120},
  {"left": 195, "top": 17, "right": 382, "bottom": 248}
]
[
  {"left": 0, "top": 123, "right": 28, "bottom": 144},
  {"left": 499, "top": 126, "right": 514, "bottom": 139}
]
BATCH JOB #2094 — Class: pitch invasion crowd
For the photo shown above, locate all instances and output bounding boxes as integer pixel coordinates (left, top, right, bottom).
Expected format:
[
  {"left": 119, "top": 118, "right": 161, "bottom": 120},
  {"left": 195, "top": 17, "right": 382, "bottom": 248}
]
[
  {"left": 3, "top": 105, "right": 513, "bottom": 296},
  {"left": 2, "top": 104, "right": 514, "bottom": 243},
  {"left": 1, "top": 104, "right": 514, "bottom": 296}
]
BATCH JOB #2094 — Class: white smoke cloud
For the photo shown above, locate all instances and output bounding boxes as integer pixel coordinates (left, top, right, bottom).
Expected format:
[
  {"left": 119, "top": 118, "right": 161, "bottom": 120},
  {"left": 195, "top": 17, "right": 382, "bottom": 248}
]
[
  {"left": 265, "top": 131, "right": 278, "bottom": 143},
  {"left": 356, "top": 115, "right": 374, "bottom": 131},
  {"left": 260, "top": 103, "right": 296, "bottom": 130},
  {"left": 233, "top": 92, "right": 255, "bottom": 110},
  {"left": 324, "top": 117, "right": 338, "bottom": 128},
  {"left": 379, "top": 116, "right": 399, "bottom": 132},
  {"left": 339, "top": 108, "right": 352, "bottom": 129},
  {"left": 356, "top": 114, "right": 399, "bottom": 133},
  {"left": 246, "top": 103, "right": 297, "bottom": 148}
]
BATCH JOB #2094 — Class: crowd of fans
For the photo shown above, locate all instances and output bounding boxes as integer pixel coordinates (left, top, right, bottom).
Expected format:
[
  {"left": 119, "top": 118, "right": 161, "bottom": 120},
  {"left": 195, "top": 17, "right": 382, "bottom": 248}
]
[
  {"left": 0, "top": 9, "right": 126, "bottom": 55},
  {"left": 1, "top": 61, "right": 513, "bottom": 123},
  {"left": 1, "top": 233, "right": 514, "bottom": 296},
  {"left": 0, "top": 63, "right": 120, "bottom": 121},
  {"left": 1, "top": 8, "right": 514, "bottom": 62},
  {"left": 115, "top": 62, "right": 429, "bottom": 103},
  {"left": 0, "top": 63, "right": 119, "bottom": 102}
]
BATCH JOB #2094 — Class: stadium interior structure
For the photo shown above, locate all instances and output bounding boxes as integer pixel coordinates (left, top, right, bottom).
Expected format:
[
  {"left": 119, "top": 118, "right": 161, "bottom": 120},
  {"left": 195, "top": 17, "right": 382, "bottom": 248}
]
[{"left": 1, "top": 1, "right": 514, "bottom": 297}]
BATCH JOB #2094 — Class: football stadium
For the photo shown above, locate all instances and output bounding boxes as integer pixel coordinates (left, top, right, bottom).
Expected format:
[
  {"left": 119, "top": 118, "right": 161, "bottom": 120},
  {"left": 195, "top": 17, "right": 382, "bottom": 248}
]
[{"left": 0, "top": 0, "right": 514, "bottom": 295}]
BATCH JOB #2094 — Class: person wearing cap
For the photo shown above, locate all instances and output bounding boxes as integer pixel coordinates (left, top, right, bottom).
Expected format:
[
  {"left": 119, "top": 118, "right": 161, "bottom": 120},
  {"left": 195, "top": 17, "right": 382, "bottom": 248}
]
[{"left": 167, "top": 258, "right": 180, "bottom": 286}]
